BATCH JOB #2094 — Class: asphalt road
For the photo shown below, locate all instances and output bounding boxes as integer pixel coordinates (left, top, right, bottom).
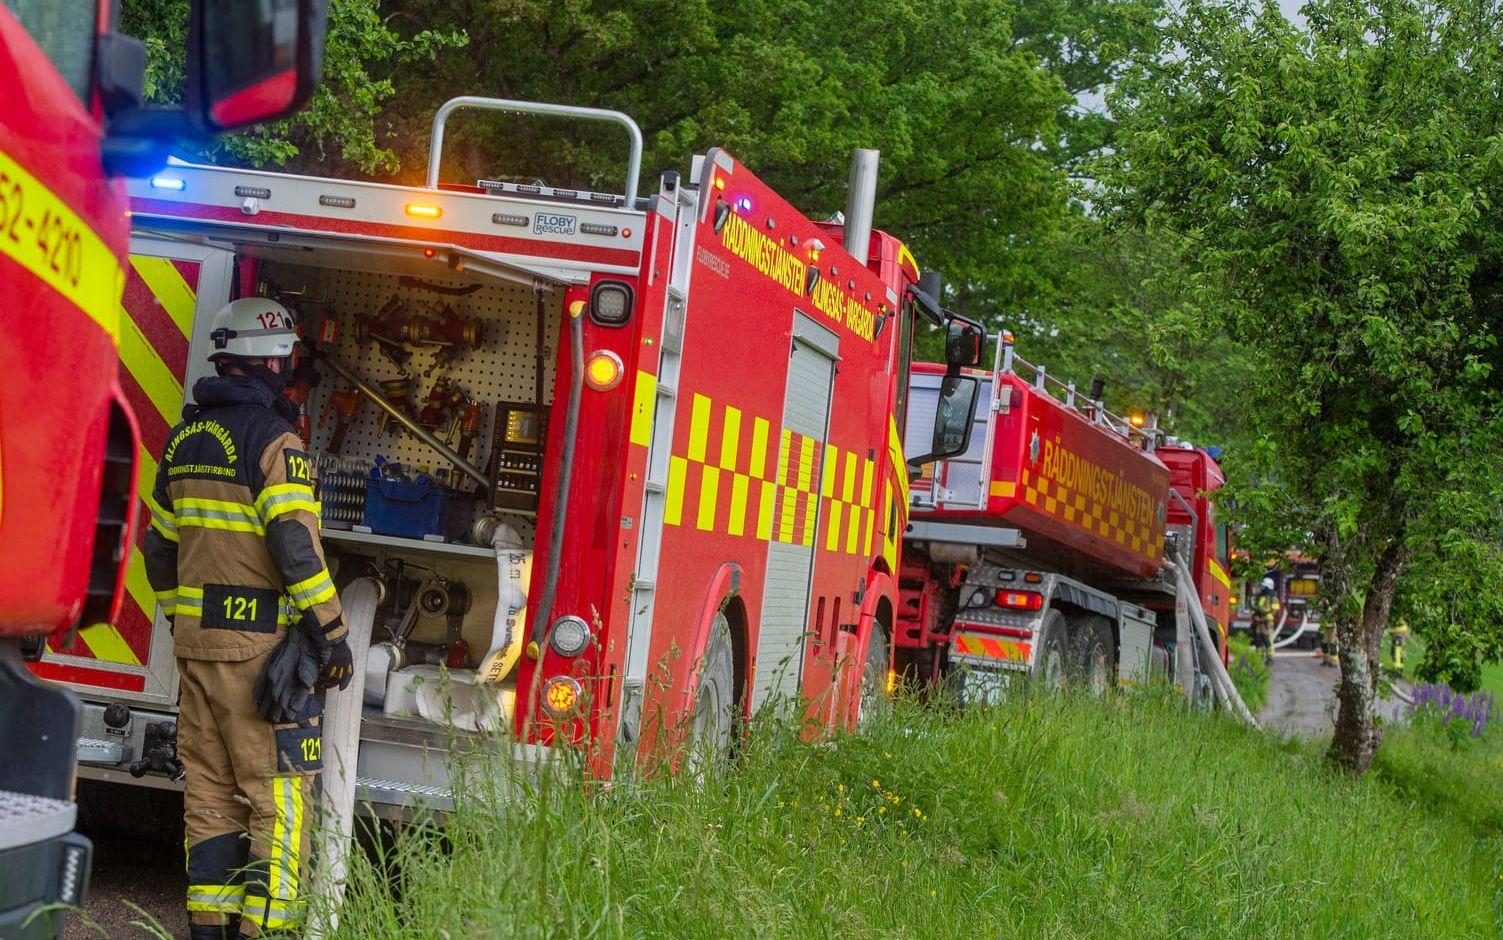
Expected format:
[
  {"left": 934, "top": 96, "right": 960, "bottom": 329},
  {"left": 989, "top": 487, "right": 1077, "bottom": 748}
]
[
  {"left": 1257, "top": 646, "right": 1409, "bottom": 738},
  {"left": 64, "top": 780, "right": 186, "bottom": 939}
]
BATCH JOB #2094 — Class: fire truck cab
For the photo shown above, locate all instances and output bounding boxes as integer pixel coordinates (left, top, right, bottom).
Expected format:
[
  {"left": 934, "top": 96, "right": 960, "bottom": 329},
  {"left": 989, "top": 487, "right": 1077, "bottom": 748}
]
[{"left": 41, "top": 98, "right": 949, "bottom": 810}]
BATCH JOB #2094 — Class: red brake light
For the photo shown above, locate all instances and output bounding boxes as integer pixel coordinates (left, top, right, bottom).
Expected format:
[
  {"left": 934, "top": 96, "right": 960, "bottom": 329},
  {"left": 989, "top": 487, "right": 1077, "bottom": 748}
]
[{"left": 995, "top": 590, "right": 1043, "bottom": 611}]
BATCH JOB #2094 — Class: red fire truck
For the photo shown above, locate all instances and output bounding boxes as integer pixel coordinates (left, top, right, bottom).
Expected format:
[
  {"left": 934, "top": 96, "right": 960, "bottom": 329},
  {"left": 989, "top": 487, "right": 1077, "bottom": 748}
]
[
  {"left": 40, "top": 97, "right": 972, "bottom": 809},
  {"left": 897, "top": 334, "right": 1234, "bottom": 704},
  {"left": 0, "top": 2, "right": 324, "bottom": 935}
]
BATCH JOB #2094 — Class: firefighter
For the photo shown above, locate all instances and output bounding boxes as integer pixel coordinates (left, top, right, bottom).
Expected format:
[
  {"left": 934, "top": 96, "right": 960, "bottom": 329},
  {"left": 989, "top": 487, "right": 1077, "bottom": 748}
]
[
  {"left": 1249, "top": 577, "right": 1280, "bottom": 662},
  {"left": 1388, "top": 618, "right": 1410, "bottom": 671},
  {"left": 1320, "top": 618, "right": 1340, "bottom": 667},
  {"left": 142, "top": 298, "right": 353, "bottom": 939}
]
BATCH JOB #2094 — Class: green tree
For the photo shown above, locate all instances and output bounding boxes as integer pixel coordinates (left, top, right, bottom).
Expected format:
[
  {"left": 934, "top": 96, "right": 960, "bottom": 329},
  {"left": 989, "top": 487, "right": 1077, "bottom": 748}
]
[
  {"left": 1102, "top": 0, "right": 1503, "bottom": 771},
  {"left": 122, "top": 0, "right": 465, "bottom": 173}
]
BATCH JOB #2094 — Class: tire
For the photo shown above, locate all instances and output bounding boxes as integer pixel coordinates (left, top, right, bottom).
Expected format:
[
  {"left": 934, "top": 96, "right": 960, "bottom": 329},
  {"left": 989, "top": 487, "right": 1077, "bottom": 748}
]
[
  {"left": 1069, "top": 616, "right": 1115, "bottom": 697},
  {"left": 1033, "top": 610, "right": 1069, "bottom": 692},
  {"left": 856, "top": 627, "right": 889, "bottom": 729},
  {"left": 687, "top": 612, "right": 736, "bottom": 774}
]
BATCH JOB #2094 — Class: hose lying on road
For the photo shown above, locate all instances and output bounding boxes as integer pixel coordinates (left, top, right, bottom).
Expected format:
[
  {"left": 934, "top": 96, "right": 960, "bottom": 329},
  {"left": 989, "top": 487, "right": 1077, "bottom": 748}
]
[{"left": 1173, "top": 559, "right": 1259, "bottom": 728}]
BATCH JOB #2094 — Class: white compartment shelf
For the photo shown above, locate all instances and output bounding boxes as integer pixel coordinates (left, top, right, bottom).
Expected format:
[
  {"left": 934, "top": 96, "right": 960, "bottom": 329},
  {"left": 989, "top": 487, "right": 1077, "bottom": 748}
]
[{"left": 323, "top": 527, "right": 495, "bottom": 560}]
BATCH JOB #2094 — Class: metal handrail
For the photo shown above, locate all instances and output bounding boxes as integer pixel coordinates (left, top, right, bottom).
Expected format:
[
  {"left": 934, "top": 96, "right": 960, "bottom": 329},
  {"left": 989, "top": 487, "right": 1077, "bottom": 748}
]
[
  {"left": 999, "top": 334, "right": 1154, "bottom": 448},
  {"left": 425, "top": 97, "right": 644, "bottom": 205}
]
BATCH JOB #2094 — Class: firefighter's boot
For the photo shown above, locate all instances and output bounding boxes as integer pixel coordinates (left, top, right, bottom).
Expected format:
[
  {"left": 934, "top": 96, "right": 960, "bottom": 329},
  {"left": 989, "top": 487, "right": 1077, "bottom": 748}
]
[{"left": 179, "top": 653, "right": 321, "bottom": 937}]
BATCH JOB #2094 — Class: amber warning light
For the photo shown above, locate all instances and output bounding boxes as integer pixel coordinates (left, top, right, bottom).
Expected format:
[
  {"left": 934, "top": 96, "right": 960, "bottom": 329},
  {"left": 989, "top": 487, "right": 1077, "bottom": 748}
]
[{"left": 405, "top": 203, "right": 443, "bottom": 219}]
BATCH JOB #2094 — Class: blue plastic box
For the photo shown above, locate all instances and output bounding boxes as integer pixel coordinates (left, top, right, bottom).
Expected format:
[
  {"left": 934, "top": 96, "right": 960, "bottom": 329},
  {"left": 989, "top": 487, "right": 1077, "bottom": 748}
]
[{"left": 362, "top": 476, "right": 452, "bottom": 539}]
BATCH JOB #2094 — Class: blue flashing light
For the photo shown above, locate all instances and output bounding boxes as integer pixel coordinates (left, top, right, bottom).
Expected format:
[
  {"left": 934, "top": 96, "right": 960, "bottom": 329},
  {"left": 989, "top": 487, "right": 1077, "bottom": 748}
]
[
  {"left": 1205, "top": 445, "right": 1224, "bottom": 460},
  {"left": 734, "top": 195, "right": 753, "bottom": 213}
]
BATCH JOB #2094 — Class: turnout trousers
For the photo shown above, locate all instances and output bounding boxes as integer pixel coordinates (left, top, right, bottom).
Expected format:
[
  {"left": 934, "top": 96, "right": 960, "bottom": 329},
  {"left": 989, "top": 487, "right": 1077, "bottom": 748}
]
[{"left": 178, "top": 652, "right": 322, "bottom": 937}]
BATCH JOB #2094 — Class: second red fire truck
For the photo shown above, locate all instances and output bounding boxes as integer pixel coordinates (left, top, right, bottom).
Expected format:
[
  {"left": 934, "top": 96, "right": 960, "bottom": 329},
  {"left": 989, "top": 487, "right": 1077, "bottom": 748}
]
[{"left": 898, "top": 336, "right": 1234, "bottom": 704}]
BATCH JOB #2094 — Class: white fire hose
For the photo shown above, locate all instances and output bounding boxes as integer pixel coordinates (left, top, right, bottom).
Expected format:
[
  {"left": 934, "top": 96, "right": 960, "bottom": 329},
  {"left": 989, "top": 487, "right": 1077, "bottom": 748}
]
[
  {"left": 1272, "top": 608, "right": 1316, "bottom": 650},
  {"left": 1173, "top": 560, "right": 1259, "bottom": 728}
]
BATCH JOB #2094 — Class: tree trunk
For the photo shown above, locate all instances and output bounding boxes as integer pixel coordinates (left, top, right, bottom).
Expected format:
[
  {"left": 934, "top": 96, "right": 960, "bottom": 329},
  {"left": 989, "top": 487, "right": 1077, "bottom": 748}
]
[{"left": 1328, "top": 538, "right": 1406, "bottom": 774}]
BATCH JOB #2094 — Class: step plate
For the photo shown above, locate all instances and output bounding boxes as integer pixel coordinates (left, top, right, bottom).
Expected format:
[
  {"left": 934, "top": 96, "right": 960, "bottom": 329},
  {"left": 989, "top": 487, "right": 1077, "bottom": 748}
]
[{"left": 0, "top": 789, "right": 77, "bottom": 851}]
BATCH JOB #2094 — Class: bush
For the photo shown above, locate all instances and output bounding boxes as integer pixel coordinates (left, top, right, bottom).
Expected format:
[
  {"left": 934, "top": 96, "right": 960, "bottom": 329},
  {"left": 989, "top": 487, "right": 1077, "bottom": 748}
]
[{"left": 1227, "top": 635, "right": 1270, "bottom": 714}]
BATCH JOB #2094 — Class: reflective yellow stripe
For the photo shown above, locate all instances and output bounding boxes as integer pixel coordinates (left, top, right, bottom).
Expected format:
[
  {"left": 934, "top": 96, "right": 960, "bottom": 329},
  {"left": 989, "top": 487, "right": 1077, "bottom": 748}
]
[
  {"left": 687, "top": 394, "right": 711, "bottom": 463},
  {"left": 255, "top": 483, "right": 319, "bottom": 522},
  {"left": 727, "top": 473, "right": 749, "bottom": 538},
  {"left": 176, "top": 497, "right": 264, "bottom": 535},
  {"left": 719, "top": 406, "right": 741, "bottom": 470},
  {"left": 756, "top": 479, "right": 777, "bottom": 541},
  {"left": 117, "top": 311, "right": 184, "bottom": 424},
  {"left": 268, "top": 776, "right": 304, "bottom": 901},
  {"left": 129, "top": 256, "right": 196, "bottom": 337},
  {"left": 629, "top": 370, "right": 656, "bottom": 447},
  {"left": 696, "top": 466, "right": 720, "bottom": 532},
  {"left": 821, "top": 444, "right": 838, "bottom": 498},
  {"left": 286, "top": 570, "right": 336, "bottom": 609},
  {"left": 78, "top": 623, "right": 141, "bottom": 666},
  {"left": 1209, "top": 558, "right": 1232, "bottom": 591},
  {"left": 153, "top": 588, "right": 177, "bottom": 616},
  {"left": 826, "top": 501, "right": 845, "bottom": 551},
  {"left": 664, "top": 456, "right": 687, "bottom": 527},
  {"left": 186, "top": 884, "right": 245, "bottom": 913},
  {"left": 0, "top": 148, "right": 123, "bottom": 344},
  {"left": 749, "top": 417, "right": 770, "bottom": 479}
]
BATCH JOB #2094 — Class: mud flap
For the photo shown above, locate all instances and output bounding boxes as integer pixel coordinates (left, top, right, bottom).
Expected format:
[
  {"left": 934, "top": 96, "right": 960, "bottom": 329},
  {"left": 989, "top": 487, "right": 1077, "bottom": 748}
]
[{"left": 306, "top": 577, "right": 378, "bottom": 937}]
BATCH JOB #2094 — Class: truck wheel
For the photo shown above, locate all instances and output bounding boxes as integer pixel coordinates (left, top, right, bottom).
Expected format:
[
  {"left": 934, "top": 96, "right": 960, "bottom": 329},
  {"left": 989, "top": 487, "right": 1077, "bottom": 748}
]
[
  {"left": 1070, "top": 616, "right": 1115, "bottom": 697},
  {"left": 1034, "top": 610, "right": 1069, "bottom": 692},
  {"left": 687, "top": 612, "right": 736, "bottom": 773},
  {"left": 857, "top": 627, "right": 889, "bottom": 729}
]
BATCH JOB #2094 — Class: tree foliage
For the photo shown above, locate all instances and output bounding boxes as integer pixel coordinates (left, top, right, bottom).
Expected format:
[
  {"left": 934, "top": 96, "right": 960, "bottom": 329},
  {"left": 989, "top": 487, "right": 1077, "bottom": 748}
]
[{"left": 1102, "top": 0, "right": 1503, "bottom": 771}]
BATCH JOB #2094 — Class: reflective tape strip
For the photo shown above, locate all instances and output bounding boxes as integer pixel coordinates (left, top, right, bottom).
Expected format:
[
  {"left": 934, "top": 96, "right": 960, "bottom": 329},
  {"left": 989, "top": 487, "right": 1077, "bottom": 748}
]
[
  {"left": 286, "top": 569, "right": 336, "bottom": 610},
  {"left": 719, "top": 406, "right": 741, "bottom": 470},
  {"left": 175, "top": 585, "right": 204, "bottom": 616},
  {"left": 687, "top": 394, "right": 711, "bottom": 463},
  {"left": 129, "top": 255, "right": 196, "bottom": 337},
  {"left": 117, "top": 311, "right": 185, "bottom": 425},
  {"left": 255, "top": 483, "right": 319, "bottom": 523},
  {"left": 143, "top": 489, "right": 178, "bottom": 542},
  {"left": 749, "top": 417, "right": 770, "bottom": 480},
  {"left": 268, "top": 776, "right": 304, "bottom": 900},
  {"left": 78, "top": 623, "right": 142, "bottom": 666},
  {"left": 696, "top": 466, "right": 720, "bottom": 532},
  {"left": 0, "top": 148, "right": 124, "bottom": 344},
  {"left": 187, "top": 884, "right": 245, "bottom": 913},
  {"left": 664, "top": 456, "right": 687, "bottom": 526},
  {"left": 154, "top": 589, "right": 178, "bottom": 616},
  {"left": 727, "top": 473, "right": 749, "bottom": 538},
  {"left": 175, "top": 498, "right": 264, "bottom": 535},
  {"left": 242, "top": 895, "right": 299, "bottom": 929},
  {"left": 629, "top": 370, "right": 655, "bottom": 447}
]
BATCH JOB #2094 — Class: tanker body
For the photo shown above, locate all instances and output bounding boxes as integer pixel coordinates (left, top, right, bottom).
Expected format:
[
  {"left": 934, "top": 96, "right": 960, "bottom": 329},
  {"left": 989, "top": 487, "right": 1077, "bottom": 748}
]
[{"left": 898, "top": 334, "right": 1231, "bottom": 703}]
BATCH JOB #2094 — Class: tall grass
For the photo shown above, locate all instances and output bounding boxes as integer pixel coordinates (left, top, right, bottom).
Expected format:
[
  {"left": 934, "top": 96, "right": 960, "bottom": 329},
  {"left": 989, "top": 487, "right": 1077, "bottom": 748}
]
[{"left": 324, "top": 693, "right": 1501, "bottom": 938}]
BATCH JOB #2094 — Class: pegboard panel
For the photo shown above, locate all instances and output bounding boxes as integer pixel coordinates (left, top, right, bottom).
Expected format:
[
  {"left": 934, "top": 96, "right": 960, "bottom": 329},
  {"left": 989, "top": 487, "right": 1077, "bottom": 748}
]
[{"left": 263, "top": 259, "right": 561, "bottom": 523}]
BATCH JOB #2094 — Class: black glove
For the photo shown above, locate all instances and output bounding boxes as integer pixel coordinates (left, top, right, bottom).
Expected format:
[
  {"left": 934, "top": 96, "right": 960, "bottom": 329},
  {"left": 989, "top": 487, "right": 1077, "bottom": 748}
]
[
  {"left": 316, "top": 637, "right": 355, "bottom": 692},
  {"left": 252, "top": 628, "right": 320, "bottom": 724},
  {"left": 303, "top": 611, "right": 354, "bottom": 692}
]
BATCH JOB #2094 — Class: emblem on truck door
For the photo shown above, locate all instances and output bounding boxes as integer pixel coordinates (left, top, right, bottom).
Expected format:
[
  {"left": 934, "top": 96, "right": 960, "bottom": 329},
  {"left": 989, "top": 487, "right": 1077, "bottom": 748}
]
[
  {"left": 1029, "top": 430, "right": 1041, "bottom": 464},
  {"left": 534, "top": 213, "right": 578, "bottom": 236}
]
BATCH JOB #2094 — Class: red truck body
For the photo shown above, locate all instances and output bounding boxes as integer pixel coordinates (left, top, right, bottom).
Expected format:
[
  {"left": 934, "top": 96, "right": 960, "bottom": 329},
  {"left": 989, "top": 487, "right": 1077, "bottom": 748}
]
[{"left": 901, "top": 336, "right": 1231, "bottom": 699}]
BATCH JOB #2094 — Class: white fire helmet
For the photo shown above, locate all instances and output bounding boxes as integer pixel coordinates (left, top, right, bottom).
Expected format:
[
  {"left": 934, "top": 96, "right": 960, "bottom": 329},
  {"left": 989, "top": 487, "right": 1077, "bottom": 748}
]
[
  {"left": 206, "top": 298, "right": 298, "bottom": 363},
  {"left": 1260, "top": 577, "right": 1276, "bottom": 592}
]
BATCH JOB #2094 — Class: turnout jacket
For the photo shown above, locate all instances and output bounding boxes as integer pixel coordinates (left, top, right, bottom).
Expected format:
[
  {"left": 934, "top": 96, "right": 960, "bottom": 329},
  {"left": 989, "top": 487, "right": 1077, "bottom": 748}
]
[{"left": 142, "top": 375, "right": 346, "bottom": 662}]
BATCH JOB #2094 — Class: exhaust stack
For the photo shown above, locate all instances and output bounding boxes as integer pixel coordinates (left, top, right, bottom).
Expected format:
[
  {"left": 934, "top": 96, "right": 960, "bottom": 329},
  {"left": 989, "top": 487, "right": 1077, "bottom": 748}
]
[{"left": 843, "top": 148, "right": 879, "bottom": 265}]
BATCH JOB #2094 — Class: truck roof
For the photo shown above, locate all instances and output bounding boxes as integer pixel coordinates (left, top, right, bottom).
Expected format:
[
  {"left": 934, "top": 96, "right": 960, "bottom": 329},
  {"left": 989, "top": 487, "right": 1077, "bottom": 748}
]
[{"left": 126, "top": 161, "right": 650, "bottom": 285}]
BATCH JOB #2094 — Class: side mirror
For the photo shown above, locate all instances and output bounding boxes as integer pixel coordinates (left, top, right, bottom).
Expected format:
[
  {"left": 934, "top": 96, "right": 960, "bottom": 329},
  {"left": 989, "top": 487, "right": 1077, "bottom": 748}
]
[
  {"left": 187, "top": 0, "right": 328, "bottom": 133},
  {"left": 928, "top": 375, "right": 981, "bottom": 461},
  {"left": 945, "top": 320, "right": 983, "bottom": 368}
]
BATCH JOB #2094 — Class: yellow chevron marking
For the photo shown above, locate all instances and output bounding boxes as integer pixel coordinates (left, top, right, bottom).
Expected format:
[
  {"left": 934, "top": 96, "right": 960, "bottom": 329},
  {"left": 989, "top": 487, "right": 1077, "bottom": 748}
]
[
  {"left": 757, "top": 479, "right": 777, "bottom": 541},
  {"left": 79, "top": 622, "right": 142, "bottom": 666},
  {"left": 129, "top": 255, "right": 197, "bottom": 337},
  {"left": 719, "top": 405, "right": 741, "bottom": 470},
  {"left": 826, "top": 501, "right": 845, "bottom": 552},
  {"left": 688, "top": 394, "right": 711, "bottom": 463},
  {"left": 697, "top": 465, "right": 720, "bottom": 532},
  {"left": 664, "top": 456, "right": 688, "bottom": 526},
  {"left": 629, "top": 370, "right": 656, "bottom": 447},
  {"left": 117, "top": 308, "right": 184, "bottom": 423},
  {"left": 750, "top": 417, "right": 770, "bottom": 479},
  {"left": 728, "top": 473, "right": 749, "bottom": 537}
]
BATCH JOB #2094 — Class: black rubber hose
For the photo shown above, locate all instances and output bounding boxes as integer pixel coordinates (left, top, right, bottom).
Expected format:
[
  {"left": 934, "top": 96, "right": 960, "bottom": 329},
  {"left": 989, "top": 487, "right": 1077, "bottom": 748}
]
[{"left": 531, "top": 304, "right": 583, "bottom": 644}]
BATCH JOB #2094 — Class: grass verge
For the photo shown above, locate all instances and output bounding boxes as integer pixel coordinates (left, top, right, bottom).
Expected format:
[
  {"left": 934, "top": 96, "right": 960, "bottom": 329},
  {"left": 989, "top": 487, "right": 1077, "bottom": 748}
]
[
  {"left": 1227, "top": 634, "right": 1271, "bottom": 713},
  {"left": 323, "top": 692, "right": 1502, "bottom": 938}
]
